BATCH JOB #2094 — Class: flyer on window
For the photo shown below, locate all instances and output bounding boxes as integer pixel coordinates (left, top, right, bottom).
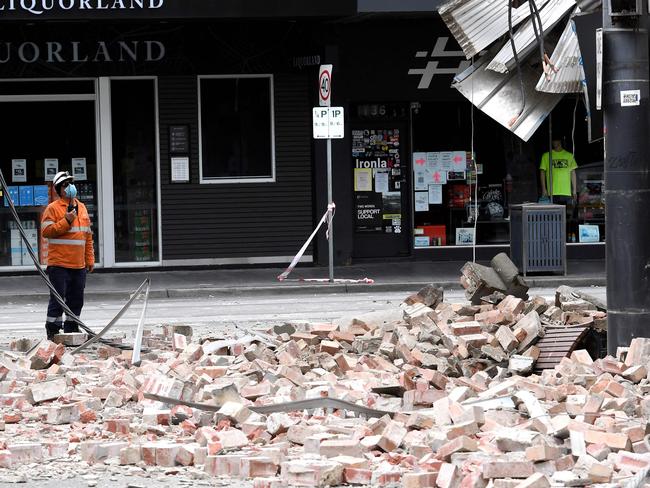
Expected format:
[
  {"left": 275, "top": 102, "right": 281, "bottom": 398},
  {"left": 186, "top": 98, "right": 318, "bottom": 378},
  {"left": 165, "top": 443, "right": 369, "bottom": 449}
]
[
  {"left": 44, "top": 159, "right": 59, "bottom": 182},
  {"left": 374, "top": 170, "right": 389, "bottom": 193},
  {"left": 428, "top": 184, "right": 443, "bottom": 204},
  {"left": 71, "top": 158, "right": 87, "bottom": 181},
  {"left": 354, "top": 168, "right": 372, "bottom": 192},
  {"left": 415, "top": 191, "right": 429, "bottom": 212},
  {"left": 12, "top": 159, "right": 26, "bottom": 183}
]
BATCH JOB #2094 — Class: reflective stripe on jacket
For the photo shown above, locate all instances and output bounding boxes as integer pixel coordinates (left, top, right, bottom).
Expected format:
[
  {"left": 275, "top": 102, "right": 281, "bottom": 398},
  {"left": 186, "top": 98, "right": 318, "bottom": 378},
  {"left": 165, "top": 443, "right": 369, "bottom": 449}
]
[{"left": 41, "top": 198, "right": 94, "bottom": 269}]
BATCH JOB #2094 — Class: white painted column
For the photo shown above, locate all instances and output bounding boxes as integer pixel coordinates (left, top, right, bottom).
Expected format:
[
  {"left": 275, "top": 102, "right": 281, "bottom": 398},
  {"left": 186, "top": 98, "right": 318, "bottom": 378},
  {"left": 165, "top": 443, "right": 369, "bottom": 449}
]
[{"left": 97, "top": 77, "right": 115, "bottom": 268}]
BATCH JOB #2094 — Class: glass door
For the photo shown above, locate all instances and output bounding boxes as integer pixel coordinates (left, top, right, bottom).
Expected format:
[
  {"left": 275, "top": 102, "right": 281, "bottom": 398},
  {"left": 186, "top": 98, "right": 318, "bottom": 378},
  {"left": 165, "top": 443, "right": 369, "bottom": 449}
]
[
  {"left": 110, "top": 79, "right": 159, "bottom": 263},
  {"left": 351, "top": 122, "right": 411, "bottom": 258},
  {"left": 0, "top": 93, "right": 99, "bottom": 269}
]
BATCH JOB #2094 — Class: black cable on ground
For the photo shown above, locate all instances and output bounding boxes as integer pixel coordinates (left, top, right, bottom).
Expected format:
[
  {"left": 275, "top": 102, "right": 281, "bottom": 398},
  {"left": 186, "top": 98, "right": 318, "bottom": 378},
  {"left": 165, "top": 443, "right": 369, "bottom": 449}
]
[{"left": 0, "top": 168, "right": 132, "bottom": 350}]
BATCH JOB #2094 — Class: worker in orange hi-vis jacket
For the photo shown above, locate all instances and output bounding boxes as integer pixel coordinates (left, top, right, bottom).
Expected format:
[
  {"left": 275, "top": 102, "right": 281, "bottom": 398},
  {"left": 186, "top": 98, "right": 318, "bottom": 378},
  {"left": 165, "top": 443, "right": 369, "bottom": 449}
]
[{"left": 40, "top": 171, "right": 95, "bottom": 340}]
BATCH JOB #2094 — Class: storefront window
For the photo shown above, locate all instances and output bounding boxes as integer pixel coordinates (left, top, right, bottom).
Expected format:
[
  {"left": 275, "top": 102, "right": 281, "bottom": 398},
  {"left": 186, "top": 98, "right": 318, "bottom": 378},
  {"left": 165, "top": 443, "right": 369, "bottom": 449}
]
[
  {"left": 111, "top": 79, "right": 159, "bottom": 263},
  {"left": 0, "top": 98, "right": 99, "bottom": 268},
  {"left": 198, "top": 75, "right": 274, "bottom": 182},
  {"left": 410, "top": 99, "right": 604, "bottom": 247}
]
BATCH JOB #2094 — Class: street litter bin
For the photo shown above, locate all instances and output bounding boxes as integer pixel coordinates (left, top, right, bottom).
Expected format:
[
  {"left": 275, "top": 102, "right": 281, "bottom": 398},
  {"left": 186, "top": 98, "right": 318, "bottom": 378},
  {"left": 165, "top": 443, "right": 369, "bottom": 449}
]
[{"left": 510, "top": 203, "right": 566, "bottom": 276}]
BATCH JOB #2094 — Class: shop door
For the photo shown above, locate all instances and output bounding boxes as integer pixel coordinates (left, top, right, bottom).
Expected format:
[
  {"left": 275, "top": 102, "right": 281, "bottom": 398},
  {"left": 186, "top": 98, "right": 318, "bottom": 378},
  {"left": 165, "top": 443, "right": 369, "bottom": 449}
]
[
  {"left": 0, "top": 81, "right": 100, "bottom": 269},
  {"left": 352, "top": 123, "right": 411, "bottom": 258},
  {"left": 109, "top": 79, "right": 160, "bottom": 264}
]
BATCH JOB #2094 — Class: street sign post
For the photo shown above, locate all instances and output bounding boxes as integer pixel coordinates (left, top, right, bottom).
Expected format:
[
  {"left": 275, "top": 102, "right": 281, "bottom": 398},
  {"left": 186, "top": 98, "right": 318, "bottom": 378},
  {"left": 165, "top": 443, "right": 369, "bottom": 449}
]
[{"left": 315, "top": 65, "right": 338, "bottom": 282}]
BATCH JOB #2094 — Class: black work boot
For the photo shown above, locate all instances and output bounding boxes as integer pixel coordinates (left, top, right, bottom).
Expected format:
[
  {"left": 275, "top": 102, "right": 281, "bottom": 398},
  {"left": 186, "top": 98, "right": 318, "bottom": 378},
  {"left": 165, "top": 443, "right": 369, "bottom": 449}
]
[
  {"left": 63, "top": 321, "right": 80, "bottom": 334},
  {"left": 46, "top": 323, "right": 61, "bottom": 340}
]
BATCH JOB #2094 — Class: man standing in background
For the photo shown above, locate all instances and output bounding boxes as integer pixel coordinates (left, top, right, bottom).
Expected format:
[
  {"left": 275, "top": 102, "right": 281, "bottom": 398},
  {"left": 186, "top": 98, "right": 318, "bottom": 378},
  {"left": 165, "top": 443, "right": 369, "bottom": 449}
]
[
  {"left": 539, "top": 136, "right": 578, "bottom": 240},
  {"left": 539, "top": 136, "right": 578, "bottom": 203},
  {"left": 41, "top": 171, "right": 94, "bottom": 340}
]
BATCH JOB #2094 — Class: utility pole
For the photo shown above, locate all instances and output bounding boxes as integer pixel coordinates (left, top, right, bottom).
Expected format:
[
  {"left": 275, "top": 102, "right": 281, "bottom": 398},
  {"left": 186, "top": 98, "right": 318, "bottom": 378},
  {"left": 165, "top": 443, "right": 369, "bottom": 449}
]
[{"left": 602, "top": 0, "right": 650, "bottom": 354}]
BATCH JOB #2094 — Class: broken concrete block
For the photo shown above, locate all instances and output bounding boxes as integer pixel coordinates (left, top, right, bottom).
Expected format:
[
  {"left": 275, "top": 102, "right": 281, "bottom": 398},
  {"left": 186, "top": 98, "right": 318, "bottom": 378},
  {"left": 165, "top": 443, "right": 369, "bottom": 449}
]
[
  {"left": 27, "top": 378, "right": 66, "bottom": 404},
  {"left": 52, "top": 332, "right": 88, "bottom": 346}
]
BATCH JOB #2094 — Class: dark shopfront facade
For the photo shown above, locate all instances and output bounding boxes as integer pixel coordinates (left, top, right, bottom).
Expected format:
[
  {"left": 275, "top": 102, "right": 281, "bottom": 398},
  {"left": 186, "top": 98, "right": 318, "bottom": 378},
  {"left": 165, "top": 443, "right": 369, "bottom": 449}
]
[
  {"left": 0, "top": 1, "right": 356, "bottom": 271},
  {"left": 314, "top": 15, "right": 606, "bottom": 266},
  {"left": 0, "top": 2, "right": 605, "bottom": 273}
]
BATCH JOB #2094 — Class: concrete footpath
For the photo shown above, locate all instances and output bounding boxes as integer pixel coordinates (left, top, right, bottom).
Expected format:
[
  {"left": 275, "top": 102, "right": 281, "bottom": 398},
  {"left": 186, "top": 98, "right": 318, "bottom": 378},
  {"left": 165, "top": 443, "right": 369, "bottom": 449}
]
[{"left": 0, "top": 259, "right": 606, "bottom": 303}]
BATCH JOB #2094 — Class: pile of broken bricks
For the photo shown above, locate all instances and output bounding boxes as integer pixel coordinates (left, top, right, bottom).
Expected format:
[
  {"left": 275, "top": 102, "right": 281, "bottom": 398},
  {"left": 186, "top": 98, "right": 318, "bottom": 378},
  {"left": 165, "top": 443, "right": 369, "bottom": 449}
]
[{"left": 0, "top": 267, "right": 647, "bottom": 488}]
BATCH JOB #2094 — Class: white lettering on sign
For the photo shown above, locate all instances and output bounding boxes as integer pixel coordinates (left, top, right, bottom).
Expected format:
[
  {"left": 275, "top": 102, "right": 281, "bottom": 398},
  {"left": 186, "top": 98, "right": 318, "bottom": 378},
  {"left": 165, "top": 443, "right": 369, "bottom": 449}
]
[
  {"left": 357, "top": 207, "right": 381, "bottom": 220},
  {"left": 620, "top": 89, "right": 641, "bottom": 107},
  {"left": 0, "top": 0, "right": 163, "bottom": 15},
  {"left": 0, "top": 40, "right": 165, "bottom": 63},
  {"left": 355, "top": 158, "right": 390, "bottom": 169},
  {"left": 407, "top": 37, "right": 471, "bottom": 90}
]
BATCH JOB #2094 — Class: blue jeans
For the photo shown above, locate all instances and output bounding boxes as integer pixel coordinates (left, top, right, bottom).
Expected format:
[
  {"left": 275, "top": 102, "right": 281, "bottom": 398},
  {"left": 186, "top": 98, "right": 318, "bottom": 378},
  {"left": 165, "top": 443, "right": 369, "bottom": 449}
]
[{"left": 45, "top": 266, "right": 87, "bottom": 334}]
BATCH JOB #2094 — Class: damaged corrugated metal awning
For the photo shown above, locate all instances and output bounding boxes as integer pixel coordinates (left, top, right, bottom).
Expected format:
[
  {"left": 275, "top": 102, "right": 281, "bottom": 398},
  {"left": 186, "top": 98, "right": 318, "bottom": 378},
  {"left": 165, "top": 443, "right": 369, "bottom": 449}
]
[
  {"left": 536, "top": 16, "right": 585, "bottom": 93},
  {"left": 439, "top": 0, "right": 552, "bottom": 58},
  {"left": 486, "top": 0, "right": 577, "bottom": 73},
  {"left": 453, "top": 51, "right": 563, "bottom": 141}
]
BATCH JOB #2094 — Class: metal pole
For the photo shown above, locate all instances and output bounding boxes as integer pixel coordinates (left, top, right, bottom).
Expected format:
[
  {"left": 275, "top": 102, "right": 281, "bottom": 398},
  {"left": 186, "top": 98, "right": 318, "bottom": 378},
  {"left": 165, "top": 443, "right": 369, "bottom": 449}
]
[
  {"left": 327, "top": 137, "right": 334, "bottom": 282},
  {"left": 603, "top": 16, "right": 650, "bottom": 353},
  {"left": 548, "top": 113, "right": 553, "bottom": 200}
]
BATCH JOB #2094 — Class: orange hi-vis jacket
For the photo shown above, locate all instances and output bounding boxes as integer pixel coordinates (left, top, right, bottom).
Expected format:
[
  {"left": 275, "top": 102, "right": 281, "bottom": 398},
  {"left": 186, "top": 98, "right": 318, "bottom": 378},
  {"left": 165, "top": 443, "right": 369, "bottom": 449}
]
[{"left": 41, "top": 198, "right": 94, "bottom": 269}]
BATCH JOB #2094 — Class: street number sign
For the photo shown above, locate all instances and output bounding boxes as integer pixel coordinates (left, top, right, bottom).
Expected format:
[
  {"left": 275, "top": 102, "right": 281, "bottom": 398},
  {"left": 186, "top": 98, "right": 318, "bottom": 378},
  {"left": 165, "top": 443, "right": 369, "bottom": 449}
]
[{"left": 319, "top": 64, "right": 332, "bottom": 106}]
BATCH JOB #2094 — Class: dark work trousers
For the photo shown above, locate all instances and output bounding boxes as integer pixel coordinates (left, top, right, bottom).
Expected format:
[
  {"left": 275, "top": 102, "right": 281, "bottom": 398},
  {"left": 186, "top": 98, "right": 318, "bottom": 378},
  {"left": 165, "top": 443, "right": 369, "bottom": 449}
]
[
  {"left": 45, "top": 266, "right": 87, "bottom": 337},
  {"left": 552, "top": 195, "right": 578, "bottom": 238}
]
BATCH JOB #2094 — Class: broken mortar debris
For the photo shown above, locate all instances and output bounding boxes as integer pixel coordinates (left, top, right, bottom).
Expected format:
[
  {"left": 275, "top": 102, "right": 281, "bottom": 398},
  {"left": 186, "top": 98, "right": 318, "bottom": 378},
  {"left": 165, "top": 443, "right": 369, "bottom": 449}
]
[{"left": 0, "top": 263, "right": 630, "bottom": 488}]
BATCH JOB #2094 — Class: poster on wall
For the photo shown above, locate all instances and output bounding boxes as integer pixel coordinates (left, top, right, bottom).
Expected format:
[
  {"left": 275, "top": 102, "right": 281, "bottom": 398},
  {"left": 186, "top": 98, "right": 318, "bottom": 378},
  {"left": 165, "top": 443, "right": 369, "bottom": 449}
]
[
  {"left": 382, "top": 191, "right": 401, "bottom": 219},
  {"left": 415, "top": 191, "right": 429, "bottom": 212},
  {"left": 12, "top": 159, "right": 26, "bottom": 183},
  {"left": 171, "top": 157, "right": 190, "bottom": 182},
  {"left": 428, "top": 184, "right": 443, "bottom": 204},
  {"left": 353, "top": 128, "right": 403, "bottom": 233},
  {"left": 439, "top": 152, "right": 453, "bottom": 171},
  {"left": 431, "top": 170, "right": 447, "bottom": 185},
  {"left": 374, "top": 170, "right": 389, "bottom": 193},
  {"left": 451, "top": 151, "right": 467, "bottom": 171},
  {"left": 426, "top": 152, "right": 442, "bottom": 171},
  {"left": 456, "top": 227, "right": 475, "bottom": 246},
  {"left": 44, "top": 159, "right": 58, "bottom": 182},
  {"left": 71, "top": 158, "right": 87, "bottom": 181},
  {"left": 355, "top": 192, "right": 383, "bottom": 231},
  {"left": 354, "top": 168, "right": 373, "bottom": 192}
]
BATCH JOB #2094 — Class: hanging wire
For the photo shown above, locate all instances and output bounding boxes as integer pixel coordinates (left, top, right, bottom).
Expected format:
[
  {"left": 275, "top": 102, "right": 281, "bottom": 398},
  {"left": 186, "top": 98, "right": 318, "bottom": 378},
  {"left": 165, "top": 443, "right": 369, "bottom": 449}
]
[
  {"left": 470, "top": 56, "right": 478, "bottom": 264},
  {"left": 528, "top": 0, "right": 547, "bottom": 70},
  {"left": 571, "top": 95, "right": 579, "bottom": 159},
  {"left": 508, "top": 0, "right": 527, "bottom": 127}
]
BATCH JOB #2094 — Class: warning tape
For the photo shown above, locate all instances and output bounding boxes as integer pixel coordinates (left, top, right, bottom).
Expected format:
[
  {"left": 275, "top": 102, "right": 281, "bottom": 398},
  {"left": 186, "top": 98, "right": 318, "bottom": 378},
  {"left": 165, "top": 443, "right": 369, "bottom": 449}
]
[
  {"left": 277, "top": 203, "right": 335, "bottom": 281},
  {"left": 299, "top": 277, "right": 375, "bottom": 284},
  {"left": 277, "top": 202, "right": 373, "bottom": 284}
]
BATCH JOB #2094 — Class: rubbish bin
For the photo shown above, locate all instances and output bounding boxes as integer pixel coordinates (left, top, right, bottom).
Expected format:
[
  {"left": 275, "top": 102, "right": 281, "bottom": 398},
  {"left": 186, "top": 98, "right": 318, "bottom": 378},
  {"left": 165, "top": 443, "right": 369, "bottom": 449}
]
[{"left": 510, "top": 203, "right": 566, "bottom": 276}]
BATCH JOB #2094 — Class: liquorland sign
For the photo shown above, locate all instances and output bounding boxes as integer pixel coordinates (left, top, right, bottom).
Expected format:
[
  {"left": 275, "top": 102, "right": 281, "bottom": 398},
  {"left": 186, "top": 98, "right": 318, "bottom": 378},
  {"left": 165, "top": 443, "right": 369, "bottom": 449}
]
[
  {"left": 0, "top": 0, "right": 162, "bottom": 15},
  {"left": 0, "top": 0, "right": 356, "bottom": 19}
]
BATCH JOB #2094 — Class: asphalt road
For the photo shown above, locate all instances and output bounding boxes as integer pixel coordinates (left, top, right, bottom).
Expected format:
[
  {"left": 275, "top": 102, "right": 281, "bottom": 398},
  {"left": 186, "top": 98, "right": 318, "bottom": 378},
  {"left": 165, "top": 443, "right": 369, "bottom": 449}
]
[{"left": 0, "top": 286, "right": 606, "bottom": 345}]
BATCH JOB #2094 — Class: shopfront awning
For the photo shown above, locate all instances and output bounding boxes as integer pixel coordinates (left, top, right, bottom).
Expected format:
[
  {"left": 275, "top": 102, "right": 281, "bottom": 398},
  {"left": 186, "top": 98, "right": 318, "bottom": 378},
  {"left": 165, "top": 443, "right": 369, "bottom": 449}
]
[
  {"left": 485, "top": 0, "right": 576, "bottom": 73},
  {"left": 452, "top": 50, "right": 563, "bottom": 141},
  {"left": 439, "top": 0, "right": 552, "bottom": 59}
]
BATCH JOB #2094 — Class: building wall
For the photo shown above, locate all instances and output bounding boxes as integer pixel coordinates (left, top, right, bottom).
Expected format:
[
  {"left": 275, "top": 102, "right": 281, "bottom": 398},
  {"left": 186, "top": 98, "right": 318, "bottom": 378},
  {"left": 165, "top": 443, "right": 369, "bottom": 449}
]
[{"left": 158, "top": 73, "right": 314, "bottom": 262}]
